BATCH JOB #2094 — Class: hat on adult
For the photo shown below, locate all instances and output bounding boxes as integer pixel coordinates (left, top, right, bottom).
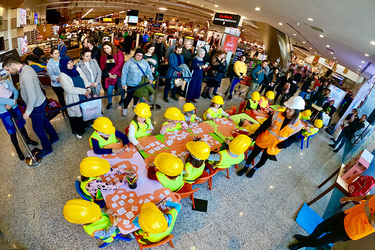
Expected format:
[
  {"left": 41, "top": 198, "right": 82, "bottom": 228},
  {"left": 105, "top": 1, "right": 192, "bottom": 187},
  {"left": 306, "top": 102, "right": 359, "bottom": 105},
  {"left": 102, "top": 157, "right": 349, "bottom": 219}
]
[{"left": 135, "top": 48, "right": 144, "bottom": 56}]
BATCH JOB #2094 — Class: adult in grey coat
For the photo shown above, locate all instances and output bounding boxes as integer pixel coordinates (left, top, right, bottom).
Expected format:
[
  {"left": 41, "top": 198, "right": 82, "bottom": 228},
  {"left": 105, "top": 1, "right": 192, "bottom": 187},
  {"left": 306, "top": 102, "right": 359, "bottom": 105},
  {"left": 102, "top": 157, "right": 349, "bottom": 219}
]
[{"left": 76, "top": 48, "right": 102, "bottom": 96}]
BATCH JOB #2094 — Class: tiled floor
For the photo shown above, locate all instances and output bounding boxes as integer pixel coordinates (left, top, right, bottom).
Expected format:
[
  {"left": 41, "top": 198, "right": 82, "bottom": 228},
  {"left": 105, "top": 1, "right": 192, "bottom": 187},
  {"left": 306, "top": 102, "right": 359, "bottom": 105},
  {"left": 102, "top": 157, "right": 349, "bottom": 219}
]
[{"left": 0, "top": 63, "right": 349, "bottom": 249}]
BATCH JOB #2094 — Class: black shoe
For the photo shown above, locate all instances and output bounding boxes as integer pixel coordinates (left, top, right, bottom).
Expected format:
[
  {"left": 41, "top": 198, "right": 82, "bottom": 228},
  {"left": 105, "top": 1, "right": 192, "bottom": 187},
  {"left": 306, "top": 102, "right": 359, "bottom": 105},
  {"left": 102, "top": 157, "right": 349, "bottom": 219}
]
[
  {"left": 237, "top": 167, "right": 249, "bottom": 176},
  {"left": 293, "top": 234, "right": 307, "bottom": 241},
  {"left": 246, "top": 168, "right": 256, "bottom": 178},
  {"left": 50, "top": 137, "right": 59, "bottom": 144},
  {"left": 163, "top": 98, "right": 169, "bottom": 103},
  {"left": 288, "top": 242, "right": 304, "bottom": 250},
  {"left": 227, "top": 94, "right": 232, "bottom": 100},
  {"left": 329, "top": 144, "right": 335, "bottom": 148},
  {"left": 106, "top": 103, "right": 112, "bottom": 110},
  {"left": 213, "top": 92, "right": 218, "bottom": 96},
  {"left": 206, "top": 93, "right": 212, "bottom": 99},
  {"left": 333, "top": 149, "right": 339, "bottom": 153},
  {"left": 17, "top": 151, "right": 25, "bottom": 161},
  {"left": 118, "top": 99, "right": 124, "bottom": 105},
  {"left": 191, "top": 99, "right": 197, "bottom": 103},
  {"left": 26, "top": 140, "right": 38, "bottom": 146},
  {"left": 171, "top": 96, "right": 178, "bottom": 101},
  {"left": 37, "top": 149, "right": 53, "bottom": 158},
  {"left": 201, "top": 92, "right": 208, "bottom": 99}
]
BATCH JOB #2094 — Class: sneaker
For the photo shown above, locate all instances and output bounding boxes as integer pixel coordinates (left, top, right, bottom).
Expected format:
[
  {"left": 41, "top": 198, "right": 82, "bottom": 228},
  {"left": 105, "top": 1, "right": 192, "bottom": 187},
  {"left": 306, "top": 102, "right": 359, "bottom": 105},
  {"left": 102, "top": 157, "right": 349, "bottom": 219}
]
[
  {"left": 246, "top": 168, "right": 256, "bottom": 178},
  {"left": 329, "top": 144, "right": 335, "bottom": 148},
  {"left": 37, "top": 149, "right": 53, "bottom": 158},
  {"left": 106, "top": 103, "right": 112, "bottom": 110},
  {"left": 237, "top": 167, "right": 248, "bottom": 176},
  {"left": 76, "top": 134, "right": 83, "bottom": 139},
  {"left": 333, "top": 149, "right": 339, "bottom": 153},
  {"left": 293, "top": 234, "right": 307, "bottom": 241},
  {"left": 201, "top": 92, "right": 207, "bottom": 99},
  {"left": 171, "top": 96, "right": 178, "bottom": 101},
  {"left": 17, "top": 151, "right": 25, "bottom": 161},
  {"left": 163, "top": 98, "right": 169, "bottom": 103},
  {"left": 191, "top": 99, "right": 197, "bottom": 103},
  {"left": 50, "top": 137, "right": 59, "bottom": 144},
  {"left": 122, "top": 109, "right": 128, "bottom": 117},
  {"left": 26, "top": 140, "right": 38, "bottom": 146},
  {"left": 118, "top": 99, "right": 124, "bottom": 105}
]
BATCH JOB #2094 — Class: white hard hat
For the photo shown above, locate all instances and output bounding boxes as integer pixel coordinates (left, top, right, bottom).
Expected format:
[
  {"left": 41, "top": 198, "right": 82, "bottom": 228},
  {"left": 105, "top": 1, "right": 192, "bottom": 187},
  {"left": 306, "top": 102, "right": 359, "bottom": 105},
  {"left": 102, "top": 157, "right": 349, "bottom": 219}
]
[{"left": 284, "top": 96, "right": 305, "bottom": 110}]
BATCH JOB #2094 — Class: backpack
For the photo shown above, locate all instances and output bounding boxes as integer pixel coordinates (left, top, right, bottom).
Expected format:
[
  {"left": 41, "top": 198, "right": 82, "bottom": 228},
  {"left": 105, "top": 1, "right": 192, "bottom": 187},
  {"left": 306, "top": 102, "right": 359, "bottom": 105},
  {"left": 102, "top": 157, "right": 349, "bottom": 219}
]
[{"left": 348, "top": 175, "right": 375, "bottom": 197}]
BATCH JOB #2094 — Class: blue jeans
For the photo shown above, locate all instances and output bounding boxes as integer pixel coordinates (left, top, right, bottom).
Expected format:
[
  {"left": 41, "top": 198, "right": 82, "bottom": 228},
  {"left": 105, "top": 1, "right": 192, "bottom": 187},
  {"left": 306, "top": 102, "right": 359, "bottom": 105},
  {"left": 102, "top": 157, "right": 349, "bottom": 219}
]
[
  {"left": 30, "top": 100, "right": 58, "bottom": 151},
  {"left": 334, "top": 131, "right": 349, "bottom": 151},
  {"left": 107, "top": 78, "right": 125, "bottom": 104},
  {"left": 228, "top": 77, "right": 242, "bottom": 95}
]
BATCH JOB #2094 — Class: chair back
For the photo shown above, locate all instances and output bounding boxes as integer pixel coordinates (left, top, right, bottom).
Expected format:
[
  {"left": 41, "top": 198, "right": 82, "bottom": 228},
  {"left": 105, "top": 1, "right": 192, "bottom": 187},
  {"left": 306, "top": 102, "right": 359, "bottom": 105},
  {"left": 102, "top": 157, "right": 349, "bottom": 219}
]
[
  {"left": 135, "top": 234, "right": 175, "bottom": 249},
  {"left": 176, "top": 183, "right": 199, "bottom": 199},
  {"left": 124, "top": 125, "right": 130, "bottom": 135},
  {"left": 237, "top": 101, "right": 246, "bottom": 114},
  {"left": 75, "top": 180, "right": 92, "bottom": 201},
  {"left": 192, "top": 170, "right": 217, "bottom": 185}
]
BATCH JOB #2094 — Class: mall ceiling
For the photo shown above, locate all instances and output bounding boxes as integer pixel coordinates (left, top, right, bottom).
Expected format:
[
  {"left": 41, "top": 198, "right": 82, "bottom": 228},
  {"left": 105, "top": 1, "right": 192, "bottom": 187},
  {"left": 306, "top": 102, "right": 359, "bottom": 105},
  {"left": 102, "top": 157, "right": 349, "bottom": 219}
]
[{"left": 32, "top": 0, "right": 375, "bottom": 78}]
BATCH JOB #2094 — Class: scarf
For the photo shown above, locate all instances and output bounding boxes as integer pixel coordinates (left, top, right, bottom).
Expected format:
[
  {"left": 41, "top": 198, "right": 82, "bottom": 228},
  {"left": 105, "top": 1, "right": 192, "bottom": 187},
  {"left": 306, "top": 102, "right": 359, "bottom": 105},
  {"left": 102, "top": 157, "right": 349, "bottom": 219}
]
[
  {"left": 59, "top": 56, "right": 79, "bottom": 78},
  {"left": 195, "top": 48, "right": 205, "bottom": 61}
]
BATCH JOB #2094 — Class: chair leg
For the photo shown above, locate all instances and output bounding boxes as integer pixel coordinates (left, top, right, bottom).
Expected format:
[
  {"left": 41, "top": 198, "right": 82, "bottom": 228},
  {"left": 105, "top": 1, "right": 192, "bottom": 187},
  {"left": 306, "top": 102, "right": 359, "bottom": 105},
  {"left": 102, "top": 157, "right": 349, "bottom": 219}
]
[
  {"left": 252, "top": 159, "right": 255, "bottom": 166},
  {"left": 169, "top": 239, "right": 175, "bottom": 248},
  {"left": 226, "top": 168, "right": 230, "bottom": 179},
  {"left": 307, "top": 137, "right": 310, "bottom": 148},
  {"left": 209, "top": 177, "right": 212, "bottom": 190},
  {"left": 191, "top": 193, "right": 195, "bottom": 209},
  {"left": 235, "top": 164, "right": 238, "bottom": 169}
]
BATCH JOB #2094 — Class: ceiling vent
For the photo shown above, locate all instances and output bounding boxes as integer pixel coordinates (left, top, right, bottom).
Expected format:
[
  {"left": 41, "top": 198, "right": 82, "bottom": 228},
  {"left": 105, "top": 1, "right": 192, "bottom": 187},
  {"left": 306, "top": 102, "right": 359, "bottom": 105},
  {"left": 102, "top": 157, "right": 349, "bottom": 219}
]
[{"left": 306, "top": 24, "right": 324, "bottom": 33}]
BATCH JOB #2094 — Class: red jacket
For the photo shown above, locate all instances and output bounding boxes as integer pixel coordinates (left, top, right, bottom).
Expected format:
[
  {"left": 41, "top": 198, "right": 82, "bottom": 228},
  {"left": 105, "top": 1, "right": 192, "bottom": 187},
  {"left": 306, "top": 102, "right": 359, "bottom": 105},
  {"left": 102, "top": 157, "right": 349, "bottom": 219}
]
[{"left": 100, "top": 50, "right": 125, "bottom": 77}]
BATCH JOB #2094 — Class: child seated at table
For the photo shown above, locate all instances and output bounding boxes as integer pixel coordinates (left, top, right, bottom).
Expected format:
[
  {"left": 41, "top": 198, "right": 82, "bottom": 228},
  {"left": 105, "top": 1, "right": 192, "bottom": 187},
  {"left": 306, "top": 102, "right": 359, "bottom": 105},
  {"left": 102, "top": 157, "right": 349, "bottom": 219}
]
[
  {"left": 207, "top": 135, "right": 251, "bottom": 169},
  {"left": 244, "top": 91, "right": 260, "bottom": 111},
  {"left": 183, "top": 103, "right": 202, "bottom": 126},
  {"left": 63, "top": 199, "right": 132, "bottom": 248},
  {"left": 160, "top": 107, "right": 188, "bottom": 135},
  {"left": 79, "top": 156, "right": 131, "bottom": 202},
  {"left": 258, "top": 91, "right": 275, "bottom": 113},
  {"left": 300, "top": 109, "right": 311, "bottom": 122},
  {"left": 203, "top": 95, "right": 232, "bottom": 121},
  {"left": 180, "top": 140, "right": 210, "bottom": 183},
  {"left": 90, "top": 117, "right": 130, "bottom": 155},
  {"left": 128, "top": 103, "right": 154, "bottom": 151},
  {"left": 302, "top": 119, "right": 323, "bottom": 139},
  {"left": 147, "top": 152, "right": 185, "bottom": 192},
  {"left": 133, "top": 201, "right": 181, "bottom": 244}
]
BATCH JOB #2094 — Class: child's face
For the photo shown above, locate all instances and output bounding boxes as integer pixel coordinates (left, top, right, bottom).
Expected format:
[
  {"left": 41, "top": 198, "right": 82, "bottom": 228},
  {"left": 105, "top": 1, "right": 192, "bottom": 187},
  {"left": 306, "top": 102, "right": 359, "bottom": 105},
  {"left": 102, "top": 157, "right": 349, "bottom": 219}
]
[{"left": 214, "top": 103, "right": 220, "bottom": 109}]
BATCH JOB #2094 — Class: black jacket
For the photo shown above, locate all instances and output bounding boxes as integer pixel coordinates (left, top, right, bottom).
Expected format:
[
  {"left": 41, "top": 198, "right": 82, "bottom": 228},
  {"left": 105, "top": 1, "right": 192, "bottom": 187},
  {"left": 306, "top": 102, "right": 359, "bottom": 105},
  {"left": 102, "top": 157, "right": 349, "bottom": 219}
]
[{"left": 344, "top": 120, "right": 365, "bottom": 138}]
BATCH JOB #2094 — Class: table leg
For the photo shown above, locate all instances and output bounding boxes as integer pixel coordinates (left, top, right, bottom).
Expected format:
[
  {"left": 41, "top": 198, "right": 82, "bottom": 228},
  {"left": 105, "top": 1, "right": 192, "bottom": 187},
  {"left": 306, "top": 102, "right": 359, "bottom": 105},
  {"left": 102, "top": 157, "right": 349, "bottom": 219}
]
[
  {"left": 307, "top": 184, "right": 336, "bottom": 206},
  {"left": 318, "top": 167, "right": 340, "bottom": 188}
]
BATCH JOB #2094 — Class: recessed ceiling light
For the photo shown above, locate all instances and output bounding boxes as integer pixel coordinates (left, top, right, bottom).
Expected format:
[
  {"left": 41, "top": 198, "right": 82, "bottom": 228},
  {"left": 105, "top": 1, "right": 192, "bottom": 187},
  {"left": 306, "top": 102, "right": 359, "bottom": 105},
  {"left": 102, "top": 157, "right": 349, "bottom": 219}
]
[
  {"left": 371, "top": 41, "right": 375, "bottom": 45},
  {"left": 296, "top": 22, "right": 300, "bottom": 25},
  {"left": 361, "top": 61, "right": 365, "bottom": 63},
  {"left": 302, "top": 41, "right": 305, "bottom": 44},
  {"left": 365, "top": 54, "right": 369, "bottom": 57},
  {"left": 201, "top": 5, "right": 204, "bottom": 7},
  {"left": 319, "top": 34, "right": 324, "bottom": 38},
  {"left": 326, "top": 45, "right": 330, "bottom": 48},
  {"left": 243, "top": 16, "right": 246, "bottom": 19},
  {"left": 330, "top": 52, "right": 334, "bottom": 54},
  {"left": 255, "top": 7, "right": 261, "bottom": 11},
  {"left": 215, "top": 4, "right": 219, "bottom": 7},
  {"left": 159, "top": 7, "right": 167, "bottom": 10},
  {"left": 293, "top": 34, "right": 296, "bottom": 36},
  {"left": 359, "top": 66, "right": 362, "bottom": 68},
  {"left": 308, "top": 17, "right": 314, "bottom": 21},
  {"left": 278, "top": 22, "right": 283, "bottom": 25},
  {"left": 309, "top": 47, "right": 312, "bottom": 49},
  {"left": 333, "top": 57, "right": 336, "bottom": 59}
]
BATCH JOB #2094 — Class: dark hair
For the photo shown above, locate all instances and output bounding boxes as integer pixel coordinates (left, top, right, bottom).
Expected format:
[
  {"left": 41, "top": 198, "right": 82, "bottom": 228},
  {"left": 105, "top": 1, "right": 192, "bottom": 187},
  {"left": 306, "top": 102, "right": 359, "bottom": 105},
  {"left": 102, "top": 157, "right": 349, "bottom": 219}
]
[
  {"left": 210, "top": 102, "right": 222, "bottom": 108},
  {"left": 289, "top": 109, "right": 300, "bottom": 125},
  {"left": 86, "top": 37, "right": 95, "bottom": 46},
  {"left": 145, "top": 43, "right": 155, "bottom": 55},
  {"left": 101, "top": 41, "right": 118, "bottom": 56},
  {"left": 25, "top": 54, "right": 40, "bottom": 64},
  {"left": 80, "top": 48, "right": 92, "bottom": 59},
  {"left": 2, "top": 57, "right": 20, "bottom": 67},
  {"left": 175, "top": 45, "right": 183, "bottom": 51},
  {"left": 131, "top": 115, "right": 150, "bottom": 132},
  {"left": 362, "top": 114, "right": 368, "bottom": 119},
  {"left": 50, "top": 48, "right": 59, "bottom": 56},
  {"left": 157, "top": 35, "right": 163, "bottom": 39},
  {"left": 81, "top": 176, "right": 89, "bottom": 182}
]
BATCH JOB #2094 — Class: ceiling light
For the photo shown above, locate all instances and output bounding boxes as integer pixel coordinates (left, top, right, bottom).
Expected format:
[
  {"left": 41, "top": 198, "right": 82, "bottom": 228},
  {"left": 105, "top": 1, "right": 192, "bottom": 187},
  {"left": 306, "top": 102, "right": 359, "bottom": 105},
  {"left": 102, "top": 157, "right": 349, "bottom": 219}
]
[
  {"left": 255, "top": 7, "right": 260, "bottom": 11},
  {"left": 326, "top": 45, "right": 330, "bottom": 48},
  {"left": 371, "top": 41, "right": 375, "bottom": 45},
  {"left": 359, "top": 66, "right": 362, "bottom": 68},
  {"left": 82, "top": 8, "right": 93, "bottom": 18},
  {"left": 302, "top": 41, "right": 305, "bottom": 44},
  {"left": 330, "top": 52, "right": 333, "bottom": 54},
  {"left": 308, "top": 18, "right": 314, "bottom": 21},
  {"left": 159, "top": 7, "right": 167, "bottom": 10},
  {"left": 278, "top": 22, "right": 283, "bottom": 25},
  {"left": 243, "top": 16, "right": 246, "bottom": 19},
  {"left": 365, "top": 54, "right": 369, "bottom": 57},
  {"left": 361, "top": 61, "right": 365, "bottom": 63},
  {"left": 202, "top": 5, "right": 204, "bottom": 7},
  {"left": 293, "top": 34, "right": 296, "bottom": 36},
  {"left": 309, "top": 47, "right": 312, "bottom": 49},
  {"left": 319, "top": 34, "right": 324, "bottom": 38},
  {"left": 296, "top": 22, "right": 300, "bottom": 25},
  {"left": 333, "top": 57, "right": 336, "bottom": 59},
  {"left": 215, "top": 4, "right": 219, "bottom": 7}
]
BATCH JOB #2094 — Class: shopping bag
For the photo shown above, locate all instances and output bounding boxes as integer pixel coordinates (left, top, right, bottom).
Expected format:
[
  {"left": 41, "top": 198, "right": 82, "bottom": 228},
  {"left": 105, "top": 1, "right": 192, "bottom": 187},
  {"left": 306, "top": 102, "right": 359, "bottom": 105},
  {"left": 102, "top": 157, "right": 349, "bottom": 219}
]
[
  {"left": 332, "top": 125, "right": 342, "bottom": 140},
  {"left": 80, "top": 98, "right": 102, "bottom": 121},
  {"left": 321, "top": 113, "right": 331, "bottom": 127}
]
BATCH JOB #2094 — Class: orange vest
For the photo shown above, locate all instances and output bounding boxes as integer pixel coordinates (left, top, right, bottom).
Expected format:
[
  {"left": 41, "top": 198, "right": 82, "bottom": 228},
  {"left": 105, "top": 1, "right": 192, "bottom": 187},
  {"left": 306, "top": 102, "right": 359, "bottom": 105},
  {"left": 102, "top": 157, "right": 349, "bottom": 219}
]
[
  {"left": 344, "top": 196, "right": 375, "bottom": 240},
  {"left": 256, "top": 111, "right": 303, "bottom": 155}
]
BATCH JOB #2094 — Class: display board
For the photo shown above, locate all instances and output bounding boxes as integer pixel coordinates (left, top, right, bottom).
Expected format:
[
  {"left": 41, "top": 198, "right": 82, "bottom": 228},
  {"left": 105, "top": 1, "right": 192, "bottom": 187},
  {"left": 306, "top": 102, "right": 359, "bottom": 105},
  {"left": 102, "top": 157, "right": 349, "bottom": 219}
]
[
  {"left": 222, "top": 34, "right": 239, "bottom": 54},
  {"left": 213, "top": 13, "right": 241, "bottom": 28},
  {"left": 328, "top": 84, "right": 347, "bottom": 108},
  {"left": 233, "top": 44, "right": 246, "bottom": 62}
]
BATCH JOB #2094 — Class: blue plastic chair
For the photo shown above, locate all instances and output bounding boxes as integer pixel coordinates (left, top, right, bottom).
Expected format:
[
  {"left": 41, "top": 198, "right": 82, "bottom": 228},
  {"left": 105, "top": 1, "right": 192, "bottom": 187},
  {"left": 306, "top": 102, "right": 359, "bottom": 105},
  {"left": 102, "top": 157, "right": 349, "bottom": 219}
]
[
  {"left": 75, "top": 180, "right": 106, "bottom": 207},
  {"left": 98, "top": 234, "right": 132, "bottom": 248},
  {"left": 298, "top": 133, "right": 317, "bottom": 150}
]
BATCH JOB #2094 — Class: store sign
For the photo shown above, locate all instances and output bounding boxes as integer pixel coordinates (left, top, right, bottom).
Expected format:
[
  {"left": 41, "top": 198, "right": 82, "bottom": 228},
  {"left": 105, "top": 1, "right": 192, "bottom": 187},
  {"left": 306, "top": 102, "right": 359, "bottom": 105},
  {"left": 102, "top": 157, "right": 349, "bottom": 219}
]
[
  {"left": 332, "top": 62, "right": 337, "bottom": 71},
  {"left": 34, "top": 12, "right": 38, "bottom": 24},
  {"left": 103, "top": 18, "right": 113, "bottom": 22},
  {"left": 328, "top": 60, "right": 335, "bottom": 68},
  {"left": 311, "top": 55, "right": 320, "bottom": 67},
  {"left": 222, "top": 35, "right": 239, "bottom": 53},
  {"left": 213, "top": 13, "right": 241, "bottom": 28},
  {"left": 112, "top": 12, "right": 120, "bottom": 19}
]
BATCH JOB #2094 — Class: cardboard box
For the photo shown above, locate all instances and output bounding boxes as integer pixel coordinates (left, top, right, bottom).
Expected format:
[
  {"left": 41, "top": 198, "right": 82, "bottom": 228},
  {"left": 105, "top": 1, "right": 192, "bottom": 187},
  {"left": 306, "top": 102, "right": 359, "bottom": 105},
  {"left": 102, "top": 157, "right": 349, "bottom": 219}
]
[{"left": 341, "top": 149, "right": 374, "bottom": 184}]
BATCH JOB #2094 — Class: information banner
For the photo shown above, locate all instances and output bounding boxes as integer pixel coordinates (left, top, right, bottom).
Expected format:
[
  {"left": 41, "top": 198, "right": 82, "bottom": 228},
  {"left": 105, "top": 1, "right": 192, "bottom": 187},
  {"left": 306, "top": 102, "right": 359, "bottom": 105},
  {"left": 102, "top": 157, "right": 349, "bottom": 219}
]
[{"left": 222, "top": 34, "right": 239, "bottom": 54}]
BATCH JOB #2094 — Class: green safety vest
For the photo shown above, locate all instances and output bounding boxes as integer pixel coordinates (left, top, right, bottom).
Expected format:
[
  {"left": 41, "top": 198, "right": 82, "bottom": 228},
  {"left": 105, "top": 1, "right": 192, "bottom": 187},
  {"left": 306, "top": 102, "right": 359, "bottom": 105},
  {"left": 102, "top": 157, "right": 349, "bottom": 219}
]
[
  {"left": 89, "top": 131, "right": 118, "bottom": 148},
  {"left": 130, "top": 118, "right": 152, "bottom": 139},
  {"left": 83, "top": 213, "right": 118, "bottom": 243},
  {"left": 156, "top": 172, "right": 184, "bottom": 192},
  {"left": 300, "top": 115, "right": 311, "bottom": 121},
  {"left": 80, "top": 177, "right": 103, "bottom": 201},
  {"left": 215, "top": 149, "right": 245, "bottom": 169},
  {"left": 302, "top": 127, "right": 319, "bottom": 138},
  {"left": 162, "top": 121, "right": 182, "bottom": 133},
  {"left": 183, "top": 161, "right": 205, "bottom": 183},
  {"left": 190, "top": 114, "right": 196, "bottom": 123},
  {"left": 246, "top": 99, "right": 258, "bottom": 110},
  {"left": 203, "top": 108, "right": 222, "bottom": 120},
  {"left": 137, "top": 209, "right": 178, "bottom": 244}
]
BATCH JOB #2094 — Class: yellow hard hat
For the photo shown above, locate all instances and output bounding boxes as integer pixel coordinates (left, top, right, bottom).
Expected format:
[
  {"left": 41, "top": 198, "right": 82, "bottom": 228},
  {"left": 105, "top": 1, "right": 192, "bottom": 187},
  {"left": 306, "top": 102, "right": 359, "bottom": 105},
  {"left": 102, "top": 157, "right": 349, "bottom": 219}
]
[
  {"left": 186, "top": 141, "right": 210, "bottom": 160},
  {"left": 93, "top": 117, "right": 115, "bottom": 134},
  {"left": 63, "top": 199, "right": 101, "bottom": 224},
  {"left": 212, "top": 95, "right": 224, "bottom": 105},
  {"left": 251, "top": 92, "right": 260, "bottom": 101},
  {"left": 302, "top": 110, "right": 312, "bottom": 117},
  {"left": 314, "top": 119, "right": 323, "bottom": 128},
  {"left": 245, "top": 123, "right": 260, "bottom": 134},
  {"left": 266, "top": 91, "right": 275, "bottom": 100},
  {"left": 154, "top": 152, "right": 183, "bottom": 176},
  {"left": 258, "top": 118, "right": 267, "bottom": 124},
  {"left": 183, "top": 103, "right": 196, "bottom": 112},
  {"left": 134, "top": 103, "right": 152, "bottom": 118},
  {"left": 80, "top": 157, "right": 111, "bottom": 177},
  {"left": 229, "top": 134, "right": 251, "bottom": 155},
  {"left": 138, "top": 202, "right": 168, "bottom": 234},
  {"left": 164, "top": 107, "right": 184, "bottom": 121}
]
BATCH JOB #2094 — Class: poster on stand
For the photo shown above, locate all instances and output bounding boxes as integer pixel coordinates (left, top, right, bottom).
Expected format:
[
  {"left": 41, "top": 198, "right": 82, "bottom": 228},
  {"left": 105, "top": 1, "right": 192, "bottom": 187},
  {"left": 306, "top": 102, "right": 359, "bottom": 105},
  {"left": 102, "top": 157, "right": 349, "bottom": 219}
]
[
  {"left": 206, "top": 31, "right": 223, "bottom": 51},
  {"left": 17, "top": 8, "right": 27, "bottom": 27},
  {"left": 233, "top": 44, "right": 246, "bottom": 62},
  {"left": 17, "top": 36, "right": 28, "bottom": 56},
  {"left": 328, "top": 85, "right": 347, "bottom": 108},
  {"left": 222, "top": 35, "right": 239, "bottom": 54}
]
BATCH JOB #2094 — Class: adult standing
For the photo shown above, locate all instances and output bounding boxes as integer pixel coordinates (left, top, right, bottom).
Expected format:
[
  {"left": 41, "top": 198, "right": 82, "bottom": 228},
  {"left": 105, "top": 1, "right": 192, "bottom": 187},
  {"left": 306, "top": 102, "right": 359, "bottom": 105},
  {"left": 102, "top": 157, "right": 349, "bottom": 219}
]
[
  {"left": 100, "top": 41, "right": 125, "bottom": 109},
  {"left": 288, "top": 68, "right": 303, "bottom": 98},
  {"left": 76, "top": 48, "right": 102, "bottom": 96},
  {"left": 165, "top": 37, "right": 183, "bottom": 61},
  {"left": 237, "top": 96, "right": 305, "bottom": 178},
  {"left": 59, "top": 56, "right": 91, "bottom": 139},
  {"left": 226, "top": 55, "right": 247, "bottom": 100},
  {"left": 260, "top": 67, "right": 280, "bottom": 95},
  {"left": 182, "top": 40, "right": 194, "bottom": 68},
  {"left": 201, "top": 51, "right": 226, "bottom": 99},
  {"left": 58, "top": 38, "right": 67, "bottom": 56},
  {"left": 123, "top": 31, "right": 134, "bottom": 55},
  {"left": 153, "top": 35, "right": 166, "bottom": 67},
  {"left": 47, "top": 48, "right": 66, "bottom": 107},
  {"left": 83, "top": 37, "right": 101, "bottom": 62},
  {"left": 163, "top": 45, "right": 184, "bottom": 103},
  {"left": 3, "top": 58, "right": 58, "bottom": 158},
  {"left": 248, "top": 61, "right": 267, "bottom": 98},
  {"left": 143, "top": 43, "right": 159, "bottom": 77},
  {"left": 186, "top": 48, "right": 207, "bottom": 103},
  {"left": 121, "top": 48, "right": 154, "bottom": 117}
]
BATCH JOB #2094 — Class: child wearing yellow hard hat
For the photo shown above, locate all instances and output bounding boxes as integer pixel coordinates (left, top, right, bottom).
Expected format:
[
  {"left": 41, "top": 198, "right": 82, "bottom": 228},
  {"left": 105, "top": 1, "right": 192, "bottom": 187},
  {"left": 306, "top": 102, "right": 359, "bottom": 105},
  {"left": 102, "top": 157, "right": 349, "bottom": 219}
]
[
  {"left": 133, "top": 200, "right": 181, "bottom": 244},
  {"left": 244, "top": 91, "right": 261, "bottom": 111},
  {"left": 203, "top": 95, "right": 232, "bottom": 121},
  {"left": 207, "top": 134, "right": 251, "bottom": 169},
  {"left": 63, "top": 199, "right": 132, "bottom": 248},
  {"left": 160, "top": 107, "right": 188, "bottom": 135},
  {"left": 300, "top": 109, "right": 312, "bottom": 122},
  {"left": 180, "top": 140, "right": 210, "bottom": 183},
  {"left": 79, "top": 157, "right": 132, "bottom": 202},
  {"left": 302, "top": 119, "right": 323, "bottom": 138},
  {"left": 258, "top": 91, "right": 275, "bottom": 112},
  {"left": 183, "top": 103, "right": 202, "bottom": 126},
  {"left": 89, "top": 117, "right": 130, "bottom": 155},
  {"left": 128, "top": 103, "right": 154, "bottom": 151},
  {"left": 147, "top": 152, "right": 185, "bottom": 192}
]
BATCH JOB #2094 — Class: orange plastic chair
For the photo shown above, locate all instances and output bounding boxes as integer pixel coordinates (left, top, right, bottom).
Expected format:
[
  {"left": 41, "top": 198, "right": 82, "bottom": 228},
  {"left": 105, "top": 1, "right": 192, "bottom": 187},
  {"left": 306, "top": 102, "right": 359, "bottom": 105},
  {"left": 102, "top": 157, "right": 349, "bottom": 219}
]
[
  {"left": 191, "top": 169, "right": 218, "bottom": 190},
  {"left": 134, "top": 233, "right": 175, "bottom": 249},
  {"left": 237, "top": 101, "right": 246, "bottom": 114},
  {"left": 225, "top": 109, "right": 235, "bottom": 116},
  {"left": 176, "top": 183, "right": 199, "bottom": 209}
]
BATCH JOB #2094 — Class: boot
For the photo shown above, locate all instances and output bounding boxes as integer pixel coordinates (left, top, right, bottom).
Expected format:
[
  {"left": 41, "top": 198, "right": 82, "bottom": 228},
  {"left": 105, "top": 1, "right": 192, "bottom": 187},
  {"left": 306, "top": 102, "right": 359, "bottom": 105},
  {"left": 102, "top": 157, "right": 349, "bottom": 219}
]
[
  {"left": 237, "top": 167, "right": 249, "bottom": 176},
  {"left": 246, "top": 168, "right": 257, "bottom": 178}
]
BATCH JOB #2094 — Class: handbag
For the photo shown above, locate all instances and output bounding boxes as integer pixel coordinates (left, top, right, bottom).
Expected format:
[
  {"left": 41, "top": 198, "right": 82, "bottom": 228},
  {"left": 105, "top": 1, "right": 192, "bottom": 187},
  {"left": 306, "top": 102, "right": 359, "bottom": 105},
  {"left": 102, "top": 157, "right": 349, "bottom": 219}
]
[
  {"left": 134, "top": 63, "right": 155, "bottom": 98},
  {"left": 348, "top": 175, "right": 375, "bottom": 197},
  {"left": 80, "top": 91, "right": 102, "bottom": 121},
  {"left": 104, "top": 77, "right": 117, "bottom": 89}
]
